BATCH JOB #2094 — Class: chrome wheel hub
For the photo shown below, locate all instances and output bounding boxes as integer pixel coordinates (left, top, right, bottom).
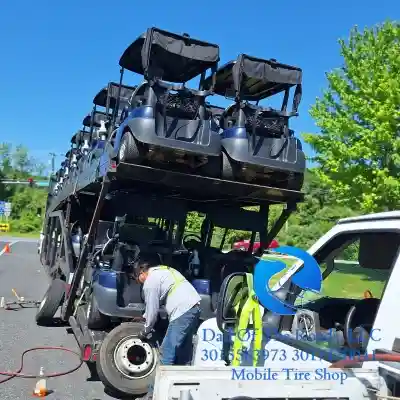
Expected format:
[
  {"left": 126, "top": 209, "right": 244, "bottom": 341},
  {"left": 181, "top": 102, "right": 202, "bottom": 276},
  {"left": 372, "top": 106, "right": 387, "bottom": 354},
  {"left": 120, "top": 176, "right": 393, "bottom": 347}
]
[{"left": 113, "top": 337, "right": 155, "bottom": 379}]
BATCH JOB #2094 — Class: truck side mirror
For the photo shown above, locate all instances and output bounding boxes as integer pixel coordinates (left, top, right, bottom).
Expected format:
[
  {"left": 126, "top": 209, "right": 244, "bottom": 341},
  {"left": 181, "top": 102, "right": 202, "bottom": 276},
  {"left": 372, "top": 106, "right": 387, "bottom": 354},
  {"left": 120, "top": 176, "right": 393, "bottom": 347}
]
[{"left": 216, "top": 272, "right": 248, "bottom": 333}]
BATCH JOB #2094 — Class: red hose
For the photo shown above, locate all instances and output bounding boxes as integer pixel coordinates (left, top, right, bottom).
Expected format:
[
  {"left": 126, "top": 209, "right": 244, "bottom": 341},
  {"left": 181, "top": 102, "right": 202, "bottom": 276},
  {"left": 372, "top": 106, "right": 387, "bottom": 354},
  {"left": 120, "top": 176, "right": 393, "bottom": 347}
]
[
  {"left": 0, "top": 346, "right": 83, "bottom": 384},
  {"left": 330, "top": 353, "right": 400, "bottom": 368}
]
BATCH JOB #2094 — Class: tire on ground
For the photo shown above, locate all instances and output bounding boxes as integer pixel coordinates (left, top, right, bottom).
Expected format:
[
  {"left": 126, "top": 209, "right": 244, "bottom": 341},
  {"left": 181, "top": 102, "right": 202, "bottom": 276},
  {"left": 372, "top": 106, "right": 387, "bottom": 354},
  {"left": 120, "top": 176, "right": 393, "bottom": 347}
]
[
  {"left": 35, "top": 278, "right": 65, "bottom": 325},
  {"left": 96, "top": 322, "right": 159, "bottom": 397}
]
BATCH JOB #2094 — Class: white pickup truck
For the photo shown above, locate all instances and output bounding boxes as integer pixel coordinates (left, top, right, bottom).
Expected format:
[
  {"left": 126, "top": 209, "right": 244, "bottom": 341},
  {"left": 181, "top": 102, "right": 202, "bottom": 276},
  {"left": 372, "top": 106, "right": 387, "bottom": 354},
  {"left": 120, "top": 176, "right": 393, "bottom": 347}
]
[{"left": 152, "top": 210, "right": 400, "bottom": 400}]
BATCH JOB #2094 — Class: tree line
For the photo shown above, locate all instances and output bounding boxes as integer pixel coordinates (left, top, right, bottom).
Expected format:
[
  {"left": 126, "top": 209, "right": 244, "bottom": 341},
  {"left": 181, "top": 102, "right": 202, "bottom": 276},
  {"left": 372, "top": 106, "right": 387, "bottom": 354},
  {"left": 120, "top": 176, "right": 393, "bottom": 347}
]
[{"left": 0, "top": 21, "right": 398, "bottom": 243}]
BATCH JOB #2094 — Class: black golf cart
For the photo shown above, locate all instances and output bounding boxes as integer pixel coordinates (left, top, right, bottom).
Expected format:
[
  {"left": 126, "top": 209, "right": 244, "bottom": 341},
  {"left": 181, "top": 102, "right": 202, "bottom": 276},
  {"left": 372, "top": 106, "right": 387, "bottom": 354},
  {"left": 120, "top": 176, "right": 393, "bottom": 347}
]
[
  {"left": 204, "top": 53, "right": 306, "bottom": 190},
  {"left": 114, "top": 27, "right": 222, "bottom": 177},
  {"left": 92, "top": 82, "right": 137, "bottom": 136}
]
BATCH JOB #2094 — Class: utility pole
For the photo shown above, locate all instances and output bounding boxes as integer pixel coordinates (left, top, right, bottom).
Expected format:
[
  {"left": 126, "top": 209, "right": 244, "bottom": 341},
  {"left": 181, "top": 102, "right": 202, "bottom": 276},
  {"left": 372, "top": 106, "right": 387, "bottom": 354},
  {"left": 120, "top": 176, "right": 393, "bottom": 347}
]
[{"left": 49, "top": 152, "right": 56, "bottom": 175}]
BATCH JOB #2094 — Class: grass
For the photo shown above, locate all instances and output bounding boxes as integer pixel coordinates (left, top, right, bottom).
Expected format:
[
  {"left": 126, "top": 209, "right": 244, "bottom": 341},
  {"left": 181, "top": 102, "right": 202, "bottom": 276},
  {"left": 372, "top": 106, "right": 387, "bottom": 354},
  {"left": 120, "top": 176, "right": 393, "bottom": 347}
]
[{"left": 262, "top": 255, "right": 388, "bottom": 301}]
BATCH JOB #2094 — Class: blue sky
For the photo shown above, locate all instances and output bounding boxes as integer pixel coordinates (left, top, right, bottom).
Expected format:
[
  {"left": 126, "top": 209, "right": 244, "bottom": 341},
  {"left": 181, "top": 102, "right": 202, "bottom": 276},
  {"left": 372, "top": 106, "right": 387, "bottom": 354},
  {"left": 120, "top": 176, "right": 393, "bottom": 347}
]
[{"left": 0, "top": 0, "right": 398, "bottom": 171}]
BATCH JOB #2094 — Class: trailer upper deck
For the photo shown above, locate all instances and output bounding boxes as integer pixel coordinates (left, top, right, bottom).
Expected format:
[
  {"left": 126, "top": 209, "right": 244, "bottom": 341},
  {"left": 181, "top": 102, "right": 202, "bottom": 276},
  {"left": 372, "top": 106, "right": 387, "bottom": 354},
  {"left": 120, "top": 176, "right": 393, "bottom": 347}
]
[{"left": 46, "top": 156, "right": 304, "bottom": 215}]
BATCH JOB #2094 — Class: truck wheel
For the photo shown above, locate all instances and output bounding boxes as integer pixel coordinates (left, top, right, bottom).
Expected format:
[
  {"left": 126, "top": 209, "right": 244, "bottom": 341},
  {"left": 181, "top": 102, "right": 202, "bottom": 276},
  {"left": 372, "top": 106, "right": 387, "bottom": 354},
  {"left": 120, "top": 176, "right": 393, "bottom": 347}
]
[
  {"left": 35, "top": 278, "right": 65, "bottom": 325},
  {"left": 96, "top": 322, "right": 159, "bottom": 397},
  {"left": 87, "top": 293, "right": 110, "bottom": 330},
  {"left": 118, "top": 131, "right": 144, "bottom": 163}
]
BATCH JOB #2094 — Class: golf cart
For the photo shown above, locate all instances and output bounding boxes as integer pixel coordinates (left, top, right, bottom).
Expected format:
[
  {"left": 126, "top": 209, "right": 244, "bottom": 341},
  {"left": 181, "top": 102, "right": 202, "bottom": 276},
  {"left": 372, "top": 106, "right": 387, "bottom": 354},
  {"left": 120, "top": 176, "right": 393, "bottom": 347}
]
[
  {"left": 204, "top": 53, "right": 305, "bottom": 190},
  {"left": 92, "top": 82, "right": 137, "bottom": 139},
  {"left": 113, "top": 27, "right": 222, "bottom": 177},
  {"left": 82, "top": 110, "right": 112, "bottom": 151}
]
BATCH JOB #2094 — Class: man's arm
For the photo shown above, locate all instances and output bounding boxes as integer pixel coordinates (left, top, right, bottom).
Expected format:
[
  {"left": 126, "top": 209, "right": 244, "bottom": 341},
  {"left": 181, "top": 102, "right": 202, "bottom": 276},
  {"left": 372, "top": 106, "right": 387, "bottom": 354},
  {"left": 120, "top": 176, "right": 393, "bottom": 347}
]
[{"left": 142, "top": 276, "right": 161, "bottom": 334}]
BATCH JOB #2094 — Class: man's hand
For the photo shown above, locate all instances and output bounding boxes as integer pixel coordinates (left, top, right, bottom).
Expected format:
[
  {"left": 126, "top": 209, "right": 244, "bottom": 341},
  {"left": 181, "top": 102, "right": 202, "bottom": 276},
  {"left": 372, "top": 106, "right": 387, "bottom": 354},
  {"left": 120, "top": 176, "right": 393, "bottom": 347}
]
[{"left": 138, "top": 330, "right": 153, "bottom": 342}]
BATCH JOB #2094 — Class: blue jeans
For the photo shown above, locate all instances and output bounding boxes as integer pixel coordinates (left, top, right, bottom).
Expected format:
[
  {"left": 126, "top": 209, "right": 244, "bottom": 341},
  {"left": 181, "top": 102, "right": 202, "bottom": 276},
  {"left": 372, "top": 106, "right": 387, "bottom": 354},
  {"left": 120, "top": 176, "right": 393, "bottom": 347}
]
[{"left": 160, "top": 304, "right": 201, "bottom": 365}]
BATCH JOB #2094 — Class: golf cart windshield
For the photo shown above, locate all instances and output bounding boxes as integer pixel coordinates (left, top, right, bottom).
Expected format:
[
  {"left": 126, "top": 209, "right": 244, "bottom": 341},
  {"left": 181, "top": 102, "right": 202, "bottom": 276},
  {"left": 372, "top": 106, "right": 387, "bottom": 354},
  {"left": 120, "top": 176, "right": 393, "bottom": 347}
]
[
  {"left": 206, "top": 54, "right": 302, "bottom": 102},
  {"left": 119, "top": 27, "right": 220, "bottom": 82},
  {"left": 93, "top": 82, "right": 137, "bottom": 111}
]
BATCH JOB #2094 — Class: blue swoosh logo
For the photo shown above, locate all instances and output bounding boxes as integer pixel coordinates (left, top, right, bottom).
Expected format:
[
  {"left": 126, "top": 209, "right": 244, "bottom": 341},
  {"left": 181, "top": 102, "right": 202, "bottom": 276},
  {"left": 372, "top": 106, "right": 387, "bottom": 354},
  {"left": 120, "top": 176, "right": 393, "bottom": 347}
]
[{"left": 254, "top": 246, "right": 322, "bottom": 315}]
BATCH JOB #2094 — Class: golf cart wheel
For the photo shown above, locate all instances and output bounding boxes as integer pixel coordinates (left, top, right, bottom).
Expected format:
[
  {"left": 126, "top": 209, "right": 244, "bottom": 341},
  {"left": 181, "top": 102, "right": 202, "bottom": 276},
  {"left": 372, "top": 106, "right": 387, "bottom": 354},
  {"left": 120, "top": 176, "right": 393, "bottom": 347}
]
[
  {"left": 35, "top": 278, "right": 65, "bottom": 325},
  {"left": 96, "top": 322, "right": 159, "bottom": 397},
  {"left": 287, "top": 172, "right": 304, "bottom": 191},
  {"left": 87, "top": 293, "right": 110, "bottom": 330},
  {"left": 118, "top": 131, "right": 145, "bottom": 163},
  {"left": 221, "top": 151, "right": 238, "bottom": 180},
  {"left": 201, "top": 156, "right": 221, "bottom": 178}
]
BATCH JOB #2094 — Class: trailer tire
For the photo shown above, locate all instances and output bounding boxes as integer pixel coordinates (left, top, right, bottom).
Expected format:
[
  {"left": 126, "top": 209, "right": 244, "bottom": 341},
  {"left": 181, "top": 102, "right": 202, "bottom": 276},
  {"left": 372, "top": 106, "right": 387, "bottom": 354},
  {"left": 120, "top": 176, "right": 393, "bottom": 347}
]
[
  {"left": 35, "top": 278, "right": 65, "bottom": 325},
  {"left": 96, "top": 322, "right": 159, "bottom": 397},
  {"left": 87, "top": 293, "right": 110, "bottom": 330},
  {"left": 118, "top": 131, "right": 144, "bottom": 163}
]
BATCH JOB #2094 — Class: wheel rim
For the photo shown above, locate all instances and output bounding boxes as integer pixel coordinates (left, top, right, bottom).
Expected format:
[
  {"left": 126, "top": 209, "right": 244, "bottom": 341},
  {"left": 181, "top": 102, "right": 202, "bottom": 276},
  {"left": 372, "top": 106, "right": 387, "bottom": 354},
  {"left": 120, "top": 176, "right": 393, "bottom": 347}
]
[
  {"left": 113, "top": 336, "right": 156, "bottom": 379},
  {"left": 119, "top": 139, "right": 127, "bottom": 161}
]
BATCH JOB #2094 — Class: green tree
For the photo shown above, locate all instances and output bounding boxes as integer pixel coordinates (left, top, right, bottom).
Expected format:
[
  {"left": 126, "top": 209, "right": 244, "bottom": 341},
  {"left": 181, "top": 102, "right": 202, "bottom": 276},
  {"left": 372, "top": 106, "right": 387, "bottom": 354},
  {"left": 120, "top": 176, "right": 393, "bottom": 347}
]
[{"left": 304, "top": 21, "right": 400, "bottom": 213}]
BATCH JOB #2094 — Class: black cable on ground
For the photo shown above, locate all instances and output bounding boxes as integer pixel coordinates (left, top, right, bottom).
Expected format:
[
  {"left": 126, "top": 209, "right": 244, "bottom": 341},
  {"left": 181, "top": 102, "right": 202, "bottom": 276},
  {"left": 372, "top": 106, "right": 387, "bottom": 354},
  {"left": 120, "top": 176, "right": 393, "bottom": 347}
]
[{"left": 0, "top": 346, "right": 83, "bottom": 385}]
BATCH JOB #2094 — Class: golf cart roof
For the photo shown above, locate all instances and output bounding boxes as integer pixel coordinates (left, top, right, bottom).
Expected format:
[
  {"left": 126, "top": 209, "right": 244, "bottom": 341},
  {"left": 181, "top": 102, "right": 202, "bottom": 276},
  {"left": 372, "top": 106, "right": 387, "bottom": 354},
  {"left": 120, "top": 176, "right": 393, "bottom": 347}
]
[
  {"left": 82, "top": 111, "right": 111, "bottom": 128},
  {"left": 204, "top": 54, "right": 302, "bottom": 101},
  {"left": 93, "top": 82, "right": 137, "bottom": 109},
  {"left": 119, "top": 27, "right": 220, "bottom": 82}
]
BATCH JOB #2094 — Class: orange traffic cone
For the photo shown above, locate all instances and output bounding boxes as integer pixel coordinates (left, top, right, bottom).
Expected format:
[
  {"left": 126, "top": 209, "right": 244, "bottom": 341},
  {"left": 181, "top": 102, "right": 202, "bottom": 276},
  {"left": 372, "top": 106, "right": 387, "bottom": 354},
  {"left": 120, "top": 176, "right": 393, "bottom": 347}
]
[
  {"left": 32, "top": 367, "right": 48, "bottom": 397},
  {"left": 3, "top": 244, "right": 10, "bottom": 254}
]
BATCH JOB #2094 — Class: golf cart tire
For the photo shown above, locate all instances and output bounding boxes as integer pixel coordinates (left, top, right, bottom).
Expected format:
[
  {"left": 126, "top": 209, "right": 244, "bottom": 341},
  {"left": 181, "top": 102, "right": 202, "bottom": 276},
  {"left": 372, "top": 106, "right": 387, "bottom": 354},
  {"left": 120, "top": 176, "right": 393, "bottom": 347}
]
[
  {"left": 35, "top": 278, "right": 65, "bottom": 325},
  {"left": 201, "top": 156, "right": 221, "bottom": 178},
  {"left": 87, "top": 293, "right": 110, "bottom": 330},
  {"left": 96, "top": 322, "right": 159, "bottom": 397},
  {"left": 118, "top": 131, "right": 144, "bottom": 163},
  {"left": 221, "top": 151, "right": 236, "bottom": 180},
  {"left": 287, "top": 172, "right": 304, "bottom": 191}
]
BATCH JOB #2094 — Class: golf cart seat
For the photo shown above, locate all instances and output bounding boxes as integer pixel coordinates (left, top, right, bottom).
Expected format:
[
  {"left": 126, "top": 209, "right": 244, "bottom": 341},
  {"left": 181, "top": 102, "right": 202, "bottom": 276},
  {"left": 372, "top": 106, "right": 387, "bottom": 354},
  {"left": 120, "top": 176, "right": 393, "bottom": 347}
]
[
  {"left": 203, "top": 54, "right": 306, "bottom": 191},
  {"left": 115, "top": 27, "right": 222, "bottom": 177}
]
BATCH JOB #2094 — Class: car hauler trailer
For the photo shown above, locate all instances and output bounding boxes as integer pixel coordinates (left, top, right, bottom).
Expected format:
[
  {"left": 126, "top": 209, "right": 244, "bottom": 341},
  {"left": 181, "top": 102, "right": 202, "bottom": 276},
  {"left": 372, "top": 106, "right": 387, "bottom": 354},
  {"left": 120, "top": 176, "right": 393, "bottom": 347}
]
[{"left": 36, "top": 25, "right": 314, "bottom": 398}]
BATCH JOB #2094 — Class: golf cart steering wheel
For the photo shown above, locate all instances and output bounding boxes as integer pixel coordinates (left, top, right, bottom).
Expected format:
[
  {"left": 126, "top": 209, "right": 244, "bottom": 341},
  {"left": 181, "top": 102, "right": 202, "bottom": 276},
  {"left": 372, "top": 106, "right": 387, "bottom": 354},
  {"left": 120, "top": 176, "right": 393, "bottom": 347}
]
[
  {"left": 343, "top": 298, "right": 381, "bottom": 351},
  {"left": 182, "top": 234, "right": 202, "bottom": 251}
]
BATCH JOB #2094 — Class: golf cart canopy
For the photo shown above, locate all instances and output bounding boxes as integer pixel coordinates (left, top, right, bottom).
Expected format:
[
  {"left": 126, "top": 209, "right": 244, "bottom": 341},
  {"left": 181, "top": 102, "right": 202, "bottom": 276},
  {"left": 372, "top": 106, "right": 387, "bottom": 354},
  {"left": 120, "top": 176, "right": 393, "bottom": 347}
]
[
  {"left": 204, "top": 54, "right": 302, "bottom": 101},
  {"left": 82, "top": 111, "right": 111, "bottom": 128},
  {"left": 119, "top": 27, "right": 220, "bottom": 82},
  {"left": 93, "top": 82, "right": 137, "bottom": 110}
]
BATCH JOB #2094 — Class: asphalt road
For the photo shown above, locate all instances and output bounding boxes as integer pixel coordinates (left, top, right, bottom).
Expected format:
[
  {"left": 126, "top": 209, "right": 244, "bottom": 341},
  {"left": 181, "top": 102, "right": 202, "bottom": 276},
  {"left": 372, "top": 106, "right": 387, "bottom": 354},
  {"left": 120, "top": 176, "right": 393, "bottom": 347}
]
[{"left": 0, "top": 240, "right": 117, "bottom": 400}]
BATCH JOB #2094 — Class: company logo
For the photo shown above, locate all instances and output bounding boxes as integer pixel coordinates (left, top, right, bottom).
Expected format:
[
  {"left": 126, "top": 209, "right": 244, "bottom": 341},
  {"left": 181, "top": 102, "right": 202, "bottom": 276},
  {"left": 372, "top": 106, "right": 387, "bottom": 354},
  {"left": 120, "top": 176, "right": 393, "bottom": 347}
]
[{"left": 254, "top": 246, "right": 322, "bottom": 315}]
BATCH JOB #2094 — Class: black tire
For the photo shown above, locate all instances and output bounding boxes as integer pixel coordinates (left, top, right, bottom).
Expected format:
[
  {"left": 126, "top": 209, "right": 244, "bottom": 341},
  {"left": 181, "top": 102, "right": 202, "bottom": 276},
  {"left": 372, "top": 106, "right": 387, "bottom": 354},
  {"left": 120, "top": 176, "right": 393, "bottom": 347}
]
[
  {"left": 201, "top": 156, "right": 221, "bottom": 178},
  {"left": 96, "top": 322, "right": 159, "bottom": 397},
  {"left": 35, "top": 278, "right": 65, "bottom": 325},
  {"left": 287, "top": 172, "right": 304, "bottom": 191},
  {"left": 87, "top": 293, "right": 110, "bottom": 330},
  {"left": 221, "top": 151, "right": 237, "bottom": 180},
  {"left": 118, "top": 131, "right": 145, "bottom": 163}
]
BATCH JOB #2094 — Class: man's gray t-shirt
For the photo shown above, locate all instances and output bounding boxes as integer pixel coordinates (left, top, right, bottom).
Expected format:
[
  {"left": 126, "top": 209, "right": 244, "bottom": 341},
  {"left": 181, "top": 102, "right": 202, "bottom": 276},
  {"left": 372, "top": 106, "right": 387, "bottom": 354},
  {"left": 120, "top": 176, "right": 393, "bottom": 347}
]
[{"left": 142, "top": 267, "right": 201, "bottom": 333}]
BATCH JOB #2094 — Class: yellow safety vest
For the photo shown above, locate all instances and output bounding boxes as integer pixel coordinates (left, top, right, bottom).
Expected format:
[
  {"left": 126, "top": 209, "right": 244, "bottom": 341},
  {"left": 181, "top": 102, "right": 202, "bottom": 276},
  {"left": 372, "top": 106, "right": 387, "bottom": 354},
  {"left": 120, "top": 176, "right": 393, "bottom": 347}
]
[{"left": 153, "top": 265, "right": 186, "bottom": 296}]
